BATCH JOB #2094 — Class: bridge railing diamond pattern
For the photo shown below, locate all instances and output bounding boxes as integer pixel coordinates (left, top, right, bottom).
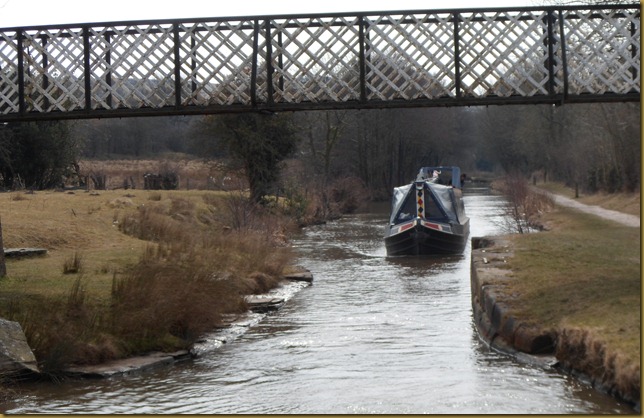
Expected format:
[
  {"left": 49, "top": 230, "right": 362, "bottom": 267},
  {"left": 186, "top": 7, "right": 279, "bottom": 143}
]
[
  {"left": 562, "top": 9, "right": 640, "bottom": 95},
  {"left": 0, "top": 30, "right": 20, "bottom": 114},
  {"left": 364, "top": 13, "right": 457, "bottom": 100},
  {"left": 178, "top": 20, "right": 258, "bottom": 107},
  {"left": 269, "top": 16, "right": 362, "bottom": 104},
  {"left": 0, "top": 4, "right": 639, "bottom": 121}
]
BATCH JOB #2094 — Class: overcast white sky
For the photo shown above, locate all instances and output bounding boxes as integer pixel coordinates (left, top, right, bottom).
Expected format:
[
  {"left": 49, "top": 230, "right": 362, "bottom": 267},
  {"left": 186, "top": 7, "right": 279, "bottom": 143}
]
[{"left": 0, "top": 0, "right": 539, "bottom": 28}]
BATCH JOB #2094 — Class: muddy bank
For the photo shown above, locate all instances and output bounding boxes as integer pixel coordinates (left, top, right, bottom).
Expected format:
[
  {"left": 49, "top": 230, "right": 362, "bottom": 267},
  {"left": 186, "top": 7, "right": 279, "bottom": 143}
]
[{"left": 470, "top": 236, "right": 640, "bottom": 411}]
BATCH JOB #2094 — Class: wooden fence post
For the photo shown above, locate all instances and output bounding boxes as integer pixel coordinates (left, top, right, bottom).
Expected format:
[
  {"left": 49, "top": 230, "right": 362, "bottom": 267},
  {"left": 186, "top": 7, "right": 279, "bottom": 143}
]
[{"left": 0, "top": 216, "right": 6, "bottom": 277}]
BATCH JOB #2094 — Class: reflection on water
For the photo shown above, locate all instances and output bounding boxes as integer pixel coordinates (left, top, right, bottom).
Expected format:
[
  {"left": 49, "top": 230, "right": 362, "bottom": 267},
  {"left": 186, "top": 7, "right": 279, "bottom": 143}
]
[{"left": 2, "top": 186, "right": 632, "bottom": 414}]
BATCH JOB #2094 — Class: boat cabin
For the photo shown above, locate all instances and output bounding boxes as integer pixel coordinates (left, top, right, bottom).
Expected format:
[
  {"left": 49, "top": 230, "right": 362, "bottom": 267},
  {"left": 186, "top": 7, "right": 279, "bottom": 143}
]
[
  {"left": 415, "top": 166, "right": 464, "bottom": 188},
  {"left": 389, "top": 166, "right": 467, "bottom": 226}
]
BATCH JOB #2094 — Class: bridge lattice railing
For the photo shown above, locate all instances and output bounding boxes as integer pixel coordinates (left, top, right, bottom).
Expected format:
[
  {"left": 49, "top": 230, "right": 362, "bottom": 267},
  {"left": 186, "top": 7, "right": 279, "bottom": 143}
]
[{"left": 0, "top": 4, "right": 639, "bottom": 121}]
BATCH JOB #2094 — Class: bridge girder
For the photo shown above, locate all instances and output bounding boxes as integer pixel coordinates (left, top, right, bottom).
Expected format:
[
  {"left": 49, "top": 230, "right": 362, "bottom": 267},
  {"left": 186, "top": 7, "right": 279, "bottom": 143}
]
[{"left": 0, "top": 4, "right": 640, "bottom": 122}]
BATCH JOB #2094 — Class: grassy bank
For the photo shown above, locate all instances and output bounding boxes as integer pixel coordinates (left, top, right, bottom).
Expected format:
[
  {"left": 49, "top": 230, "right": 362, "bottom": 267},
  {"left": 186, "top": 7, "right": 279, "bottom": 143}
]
[
  {"left": 501, "top": 203, "right": 640, "bottom": 401},
  {"left": 0, "top": 189, "right": 296, "bottom": 373}
]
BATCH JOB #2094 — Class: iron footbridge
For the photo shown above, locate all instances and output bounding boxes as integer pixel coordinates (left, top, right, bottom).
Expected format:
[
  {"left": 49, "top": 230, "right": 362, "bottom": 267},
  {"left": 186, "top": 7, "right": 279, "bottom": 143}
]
[{"left": 0, "top": 4, "right": 640, "bottom": 121}]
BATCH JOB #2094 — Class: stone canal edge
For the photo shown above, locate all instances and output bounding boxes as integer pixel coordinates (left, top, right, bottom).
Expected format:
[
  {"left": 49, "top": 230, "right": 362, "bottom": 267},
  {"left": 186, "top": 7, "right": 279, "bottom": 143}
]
[
  {"left": 2, "top": 235, "right": 638, "bottom": 411},
  {"left": 471, "top": 236, "right": 639, "bottom": 411}
]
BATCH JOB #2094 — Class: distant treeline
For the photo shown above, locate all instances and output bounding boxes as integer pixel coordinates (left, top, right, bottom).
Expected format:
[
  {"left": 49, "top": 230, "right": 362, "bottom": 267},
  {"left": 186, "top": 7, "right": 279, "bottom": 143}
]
[{"left": 0, "top": 102, "right": 639, "bottom": 199}]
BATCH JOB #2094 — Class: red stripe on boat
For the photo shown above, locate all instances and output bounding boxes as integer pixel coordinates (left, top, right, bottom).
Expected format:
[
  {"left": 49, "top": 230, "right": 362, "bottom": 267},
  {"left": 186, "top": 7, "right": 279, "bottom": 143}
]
[
  {"left": 424, "top": 222, "right": 441, "bottom": 231},
  {"left": 399, "top": 223, "right": 414, "bottom": 232}
]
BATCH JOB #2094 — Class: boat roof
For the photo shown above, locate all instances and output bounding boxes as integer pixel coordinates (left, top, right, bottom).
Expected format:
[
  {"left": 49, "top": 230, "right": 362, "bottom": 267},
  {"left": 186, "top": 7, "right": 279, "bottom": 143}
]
[
  {"left": 415, "top": 166, "right": 463, "bottom": 188},
  {"left": 389, "top": 181, "right": 464, "bottom": 225}
]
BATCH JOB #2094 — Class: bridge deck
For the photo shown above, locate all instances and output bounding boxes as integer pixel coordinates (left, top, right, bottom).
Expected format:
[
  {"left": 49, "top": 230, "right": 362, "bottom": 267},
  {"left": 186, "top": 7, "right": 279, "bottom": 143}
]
[{"left": 0, "top": 4, "right": 639, "bottom": 121}]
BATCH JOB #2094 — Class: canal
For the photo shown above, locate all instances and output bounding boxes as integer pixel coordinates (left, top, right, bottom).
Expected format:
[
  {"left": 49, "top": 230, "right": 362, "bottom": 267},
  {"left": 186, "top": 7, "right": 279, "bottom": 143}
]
[{"left": 2, "top": 185, "right": 632, "bottom": 414}]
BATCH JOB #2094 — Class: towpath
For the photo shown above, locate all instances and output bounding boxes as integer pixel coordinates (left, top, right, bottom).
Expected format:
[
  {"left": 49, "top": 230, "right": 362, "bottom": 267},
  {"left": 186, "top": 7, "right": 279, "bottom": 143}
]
[{"left": 545, "top": 192, "right": 640, "bottom": 228}]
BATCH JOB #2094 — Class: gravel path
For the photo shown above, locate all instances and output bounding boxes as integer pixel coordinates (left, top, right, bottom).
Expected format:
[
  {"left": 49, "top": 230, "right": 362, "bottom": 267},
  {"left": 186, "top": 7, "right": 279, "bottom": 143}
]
[{"left": 547, "top": 193, "right": 640, "bottom": 228}]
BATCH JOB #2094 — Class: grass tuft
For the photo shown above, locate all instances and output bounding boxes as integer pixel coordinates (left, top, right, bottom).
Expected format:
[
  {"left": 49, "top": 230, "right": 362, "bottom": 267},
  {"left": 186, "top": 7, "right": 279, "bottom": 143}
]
[
  {"left": 10, "top": 194, "right": 28, "bottom": 202},
  {"left": 62, "top": 251, "right": 83, "bottom": 274}
]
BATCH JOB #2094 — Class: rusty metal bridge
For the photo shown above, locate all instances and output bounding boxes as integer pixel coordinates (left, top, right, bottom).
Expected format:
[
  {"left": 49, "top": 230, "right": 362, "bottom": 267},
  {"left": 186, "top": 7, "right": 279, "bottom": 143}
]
[{"left": 0, "top": 4, "right": 640, "bottom": 122}]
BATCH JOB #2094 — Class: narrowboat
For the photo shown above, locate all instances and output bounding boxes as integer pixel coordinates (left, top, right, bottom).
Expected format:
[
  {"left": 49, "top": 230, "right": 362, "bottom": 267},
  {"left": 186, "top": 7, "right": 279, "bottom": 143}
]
[{"left": 384, "top": 167, "right": 470, "bottom": 256}]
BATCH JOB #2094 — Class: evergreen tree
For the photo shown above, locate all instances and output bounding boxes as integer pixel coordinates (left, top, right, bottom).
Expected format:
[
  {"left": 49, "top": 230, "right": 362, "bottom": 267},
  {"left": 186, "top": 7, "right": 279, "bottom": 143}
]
[
  {"left": 214, "top": 112, "right": 299, "bottom": 204},
  {"left": 0, "top": 121, "right": 81, "bottom": 190}
]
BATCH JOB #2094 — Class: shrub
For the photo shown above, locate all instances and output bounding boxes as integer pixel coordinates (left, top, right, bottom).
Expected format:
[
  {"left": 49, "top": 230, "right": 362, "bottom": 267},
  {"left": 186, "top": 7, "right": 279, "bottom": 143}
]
[
  {"left": 148, "top": 192, "right": 162, "bottom": 201},
  {"left": 9, "top": 193, "right": 28, "bottom": 202},
  {"left": 329, "top": 176, "right": 367, "bottom": 214},
  {"left": 110, "top": 259, "right": 247, "bottom": 353},
  {"left": 16, "top": 279, "right": 106, "bottom": 373},
  {"left": 497, "top": 173, "right": 554, "bottom": 233}
]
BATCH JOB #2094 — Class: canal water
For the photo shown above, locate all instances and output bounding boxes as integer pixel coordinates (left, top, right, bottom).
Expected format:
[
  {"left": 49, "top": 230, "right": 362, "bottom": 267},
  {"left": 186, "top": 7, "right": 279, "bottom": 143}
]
[{"left": 2, "top": 186, "right": 632, "bottom": 414}]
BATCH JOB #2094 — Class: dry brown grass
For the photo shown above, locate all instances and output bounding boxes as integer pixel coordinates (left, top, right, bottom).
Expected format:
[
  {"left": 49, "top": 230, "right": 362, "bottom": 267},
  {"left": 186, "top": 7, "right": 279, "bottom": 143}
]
[
  {"left": 78, "top": 159, "right": 244, "bottom": 191},
  {"left": 0, "top": 190, "right": 148, "bottom": 299},
  {"left": 578, "top": 192, "right": 641, "bottom": 217},
  {"left": 538, "top": 182, "right": 640, "bottom": 217},
  {"left": 557, "top": 327, "right": 641, "bottom": 403},
  {"left": 0, "top": 188, "right": 295, "bottom": 372}
]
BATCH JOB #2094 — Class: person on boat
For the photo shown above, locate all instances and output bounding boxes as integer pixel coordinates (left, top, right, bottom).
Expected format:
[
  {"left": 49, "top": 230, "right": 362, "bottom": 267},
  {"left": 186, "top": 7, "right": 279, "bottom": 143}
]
[{"left": 429, "top": 170, "right": 441, "bottom": 183}]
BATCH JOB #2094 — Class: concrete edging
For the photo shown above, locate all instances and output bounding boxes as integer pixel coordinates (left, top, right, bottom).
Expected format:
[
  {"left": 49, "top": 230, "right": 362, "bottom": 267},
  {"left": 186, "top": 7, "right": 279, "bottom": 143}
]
[
  {"left": 470, "top": 235, "right": 640, "bottom": 411},
  {"left": 470, "top": 236, "right": 557, "bottom": 367}
]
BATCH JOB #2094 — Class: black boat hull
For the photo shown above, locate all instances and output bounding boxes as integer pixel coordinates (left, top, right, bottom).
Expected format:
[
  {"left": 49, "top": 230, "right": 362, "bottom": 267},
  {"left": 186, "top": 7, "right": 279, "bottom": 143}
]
[{"left": 384, "top": 219, "right": 470, "bottom": 256}]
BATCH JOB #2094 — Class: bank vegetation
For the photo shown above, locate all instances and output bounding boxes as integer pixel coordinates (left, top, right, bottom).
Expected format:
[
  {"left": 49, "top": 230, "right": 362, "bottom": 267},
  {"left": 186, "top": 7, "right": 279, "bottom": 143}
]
[
  {"left": 491, "top": 176, "right": 640, "bottom": 406},
  {"left": 0, "top": 188, "right": 304, "bottom": 375}
]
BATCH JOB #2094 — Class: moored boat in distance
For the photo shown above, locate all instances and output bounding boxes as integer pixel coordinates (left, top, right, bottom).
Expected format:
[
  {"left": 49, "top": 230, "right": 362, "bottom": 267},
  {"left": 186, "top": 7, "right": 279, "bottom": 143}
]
[{"left": 384, "top": 166, "right": 470, "bottom": 256}]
